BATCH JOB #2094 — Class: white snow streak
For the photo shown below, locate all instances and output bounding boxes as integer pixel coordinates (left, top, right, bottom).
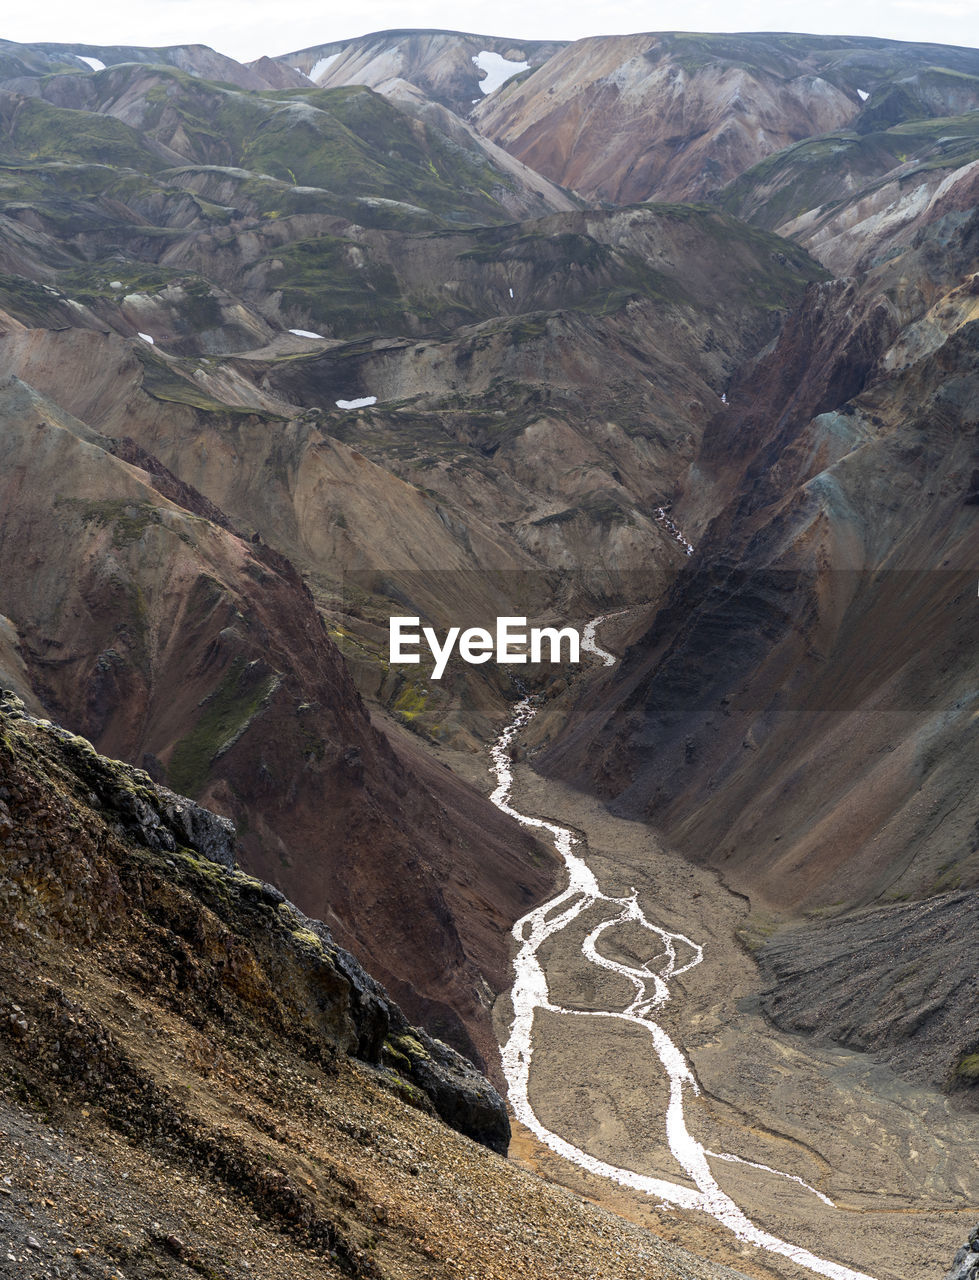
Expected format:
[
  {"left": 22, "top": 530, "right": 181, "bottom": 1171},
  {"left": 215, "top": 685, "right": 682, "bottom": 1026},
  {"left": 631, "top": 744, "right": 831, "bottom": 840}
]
[
  {"left": 289, "top": 328, "right": 325, "bottom": 339},
  {"left": 335, "top": 396, "right": 377, "bottom": 409},
  {"left": 472, "top": 51, "right": 529, "bottom": 95},
  {"left": 77, "top": 55, "right": 106, "bottom": 72},
  {"left": 309, "top": 54, "right": 340, "bottom": 83},
  {"left": 137, "top": 332, "right": 154, "bottom": 345},
  {"left": 857, "top": 89, "right": 870, "bottom": 101}
]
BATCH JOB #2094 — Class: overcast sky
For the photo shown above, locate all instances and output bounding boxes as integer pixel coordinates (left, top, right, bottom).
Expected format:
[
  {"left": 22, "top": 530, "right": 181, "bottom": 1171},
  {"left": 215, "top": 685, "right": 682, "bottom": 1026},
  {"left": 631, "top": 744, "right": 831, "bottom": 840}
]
[{"left": 3, "top": 0, "right": 977, "bottom": 63}]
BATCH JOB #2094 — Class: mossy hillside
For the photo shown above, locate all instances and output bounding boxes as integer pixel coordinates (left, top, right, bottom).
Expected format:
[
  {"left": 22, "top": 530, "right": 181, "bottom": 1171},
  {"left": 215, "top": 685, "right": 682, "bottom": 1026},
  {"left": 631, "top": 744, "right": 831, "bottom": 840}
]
[
  {"left": 263, "top": 223, "right": 696, "bottom": 345},
  {"left": 658, "top": 31, "right": 979, "bottom": 93},
  {"left": 0, "top": 65, "right": 527, "bottom": 252},
  {"left": 447, "top": 208, "right": 824, "bottom": 318},
  {"left": 0, "top": 163, "right": 191, "bottom": 245},
  {"left": 261, "top": 235, "right": 407, "bottom": 338},
  {"left": 59, "top": 497, "right": 170, "bottom": 549},
  {"left": 75, "top": 66, "right": 521, "bottom": 226},
  {"left": 0, "top": 95, "right": 166, "bottom": 173},
  {"left": 0, "top": 272, "right": 83, "bottom": 327},
  {"left": 291, "top": 85, "right": 513, "bottom": 217},
  {"left": 55, "top": 260, "right": 183, "bottom": 301},
  {"left": 133, "top": 345, "right": 286, "bottom": 420},
  {"left": 719, "top": 113, "right": 979, "bottom": 231},
  {"left": 240, "top": 92, "right": 509, "bottom": 225},
  {"left": 853, "top": 68, "right": 979, "bottom": 135},
  {"left": 168, "top": 657, "right": 279, "bottom": 796},
  {"left": 657, "top": 31, "right": 854, "bottom": 80}
]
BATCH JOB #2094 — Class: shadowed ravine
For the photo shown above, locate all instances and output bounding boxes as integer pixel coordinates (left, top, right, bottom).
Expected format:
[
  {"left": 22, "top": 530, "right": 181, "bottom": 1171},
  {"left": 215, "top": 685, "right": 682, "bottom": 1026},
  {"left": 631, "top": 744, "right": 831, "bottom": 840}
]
[{"left": 491, "top": 617, "right": 875, "bottom": 1280}]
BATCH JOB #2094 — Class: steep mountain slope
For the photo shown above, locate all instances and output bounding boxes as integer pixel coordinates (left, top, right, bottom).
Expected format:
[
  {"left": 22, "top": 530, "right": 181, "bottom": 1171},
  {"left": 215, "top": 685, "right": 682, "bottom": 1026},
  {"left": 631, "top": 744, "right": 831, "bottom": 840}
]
[
  {"left": 0, "top": 48, "right": 825, "bottom": 755},
  {"left": 539, "top": 194, "right": 979, "bottom": 1095},
  {"left": 0, "top": 699, "right": 747, "bottom": 1280},
  {"left": 278, "top": 29, "right": 564, "bottom": 116},
  {"left": 474, "top": 33, "right": 979, "bottom": 204},
  {"left": 719, "top": 101, "right": 979, "bottom": 274},
  {"left": 0, "top": 371, "right": 553, "bottom": 1073}
]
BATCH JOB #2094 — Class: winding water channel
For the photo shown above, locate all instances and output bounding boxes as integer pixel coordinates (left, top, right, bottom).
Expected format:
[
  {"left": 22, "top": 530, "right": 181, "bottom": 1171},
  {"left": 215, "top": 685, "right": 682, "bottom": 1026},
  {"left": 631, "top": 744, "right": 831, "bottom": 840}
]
[{"left": 490, "top": 615, "right": 876, "bottom": 1280}]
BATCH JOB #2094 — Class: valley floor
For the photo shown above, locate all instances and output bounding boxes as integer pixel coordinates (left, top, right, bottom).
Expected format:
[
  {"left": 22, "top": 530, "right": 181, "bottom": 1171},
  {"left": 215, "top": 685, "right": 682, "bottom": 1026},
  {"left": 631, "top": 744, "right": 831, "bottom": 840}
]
[{"left": 438, "top": 744, "right": 978, "bottom": 1280}]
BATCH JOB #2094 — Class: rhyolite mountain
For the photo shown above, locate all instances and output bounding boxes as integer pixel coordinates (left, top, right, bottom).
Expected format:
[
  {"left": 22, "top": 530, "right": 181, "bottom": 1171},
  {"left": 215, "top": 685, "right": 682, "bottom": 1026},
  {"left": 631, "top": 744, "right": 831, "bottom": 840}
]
[{"left": 0, "top": 18, "right": 977, "bottom": 1216}]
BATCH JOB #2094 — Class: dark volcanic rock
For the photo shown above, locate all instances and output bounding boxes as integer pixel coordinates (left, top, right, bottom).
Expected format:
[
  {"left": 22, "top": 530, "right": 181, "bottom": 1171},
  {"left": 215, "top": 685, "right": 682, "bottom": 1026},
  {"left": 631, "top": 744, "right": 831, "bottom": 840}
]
[
  {"left": 0, "top": 689, "right": 237, "bottom": 865},
  {"left": 945, "top": 1225, "right": 979, "bottom": 1280}
]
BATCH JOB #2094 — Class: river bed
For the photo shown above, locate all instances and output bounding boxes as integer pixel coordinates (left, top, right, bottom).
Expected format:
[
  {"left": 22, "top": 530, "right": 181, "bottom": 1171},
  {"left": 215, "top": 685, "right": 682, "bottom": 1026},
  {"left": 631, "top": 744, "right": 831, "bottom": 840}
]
[{"left": 482, "top": 617, "right": 976, "bottom": 1280}]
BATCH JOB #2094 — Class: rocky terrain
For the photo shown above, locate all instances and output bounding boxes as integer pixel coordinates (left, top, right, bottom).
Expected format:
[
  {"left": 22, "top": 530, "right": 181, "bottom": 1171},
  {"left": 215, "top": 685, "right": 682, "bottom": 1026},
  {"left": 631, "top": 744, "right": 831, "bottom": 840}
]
[
  {"left": 0, "top": 693, "right": 758, "bottom": 1280},
  {"left": 0, "top": 30, "right": 826, "bottom": 1073},
  {"left": 0, "top": 21, "right": 977, "bottom": 1280}
]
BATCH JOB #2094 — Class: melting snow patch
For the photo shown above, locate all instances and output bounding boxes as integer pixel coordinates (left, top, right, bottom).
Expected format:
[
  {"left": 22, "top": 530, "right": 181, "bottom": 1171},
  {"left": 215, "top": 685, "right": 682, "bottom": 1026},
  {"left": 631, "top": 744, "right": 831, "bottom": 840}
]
[
  {"left": 77, "top": 55, "right": 106, "bottom": 72},
  {"left": 509, "top": 287, "right": 514, "bottom": 298},
  {"left": 857, "top": 89, "right": 870, "bottom": 101},
  {"left": 335, "top": 396, "right": 377, "bottom": 409},
  {"left": 472, "top": 51, "right": 529, "bottom": 95},
  {"left": 137, "top": 332, "right": 154, "bottom": 345},
  {"left": 309, "top": 54, "right": 340, "bottom": 83},
  {"left": 289, "top": 328, "right": 325, "bottom": 339}
]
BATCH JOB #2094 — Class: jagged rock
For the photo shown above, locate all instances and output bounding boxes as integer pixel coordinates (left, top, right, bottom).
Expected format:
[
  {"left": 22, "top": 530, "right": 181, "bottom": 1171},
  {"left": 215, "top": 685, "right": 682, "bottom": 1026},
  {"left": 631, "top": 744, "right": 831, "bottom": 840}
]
[
  {"left": 0, "top": 697, "right": 509, "bottom": 1153},
  {"left": 155, "top": 785, "right": 237, "bottom": 869},
  {"left": 944, "top": 1225, "right": 979, "bottom": 1280},
  {"left": 1, "top": 689, "right": 237, "bottom": 865},
  {"left": 288, "top": 904, "right": 511, "bottom": 1152},
  {"left": 384, "top": 1017, "right": 511, "bottom": 1155}
]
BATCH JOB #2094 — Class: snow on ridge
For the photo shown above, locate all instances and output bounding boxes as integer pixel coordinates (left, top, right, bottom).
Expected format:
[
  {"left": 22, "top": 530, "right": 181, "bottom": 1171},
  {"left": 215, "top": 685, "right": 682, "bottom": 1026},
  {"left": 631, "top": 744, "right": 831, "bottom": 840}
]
[
  {"left": 472, "top": 51, "right": 529, "bottom": 96},
  {"left": 857, "top": 89, "right": 870, "bottom": 101},
  {"left": 309, "top": 53, "right": 341, "bottom": 83},
  {"left": 137, "top": 332, "right": 154, "bottom": 345},
  {"left": 289, "top": 328, "right": 325, "bottom": 339},
  {"left": 335, "top": 396, "right": 377, "bottom": 409},
  {"left": 77, "top": 55, "right": 106, "bottom": 72}
]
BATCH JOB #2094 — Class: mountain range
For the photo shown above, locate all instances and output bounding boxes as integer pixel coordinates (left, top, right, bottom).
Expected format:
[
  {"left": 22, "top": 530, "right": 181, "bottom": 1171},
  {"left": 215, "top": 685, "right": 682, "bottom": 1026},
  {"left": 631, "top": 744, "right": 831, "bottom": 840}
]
[{"left": 0, "top": 23, "right": 977, "bottom": 1280}]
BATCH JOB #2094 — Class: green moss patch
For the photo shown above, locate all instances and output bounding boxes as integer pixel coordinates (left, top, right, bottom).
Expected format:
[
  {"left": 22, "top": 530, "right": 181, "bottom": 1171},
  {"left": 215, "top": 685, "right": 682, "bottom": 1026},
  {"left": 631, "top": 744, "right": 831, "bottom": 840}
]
[{"left": 168, "top": 659, "right": 278, "bottom": 796}]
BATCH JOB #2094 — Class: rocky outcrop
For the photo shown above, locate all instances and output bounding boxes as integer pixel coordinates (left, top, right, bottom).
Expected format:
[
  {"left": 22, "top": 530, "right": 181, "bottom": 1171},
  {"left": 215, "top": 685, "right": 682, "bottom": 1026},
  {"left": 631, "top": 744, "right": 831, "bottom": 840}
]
[
  {"left": 0, "top": 698, "right": 510, "bottom": 1152},
  {"left": 946, "top": 1226, "right": 979, "bottom": 1280},
  {"left": 1, "top": 690, "right": 238, "bottom": 865}
]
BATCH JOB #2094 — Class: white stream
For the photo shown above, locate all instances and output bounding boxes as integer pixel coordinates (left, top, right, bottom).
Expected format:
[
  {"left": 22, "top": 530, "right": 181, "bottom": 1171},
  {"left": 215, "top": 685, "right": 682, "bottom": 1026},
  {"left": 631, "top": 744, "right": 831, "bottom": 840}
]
[{"left": 491, "top": 614, "right": 876, "bottom": 1280}]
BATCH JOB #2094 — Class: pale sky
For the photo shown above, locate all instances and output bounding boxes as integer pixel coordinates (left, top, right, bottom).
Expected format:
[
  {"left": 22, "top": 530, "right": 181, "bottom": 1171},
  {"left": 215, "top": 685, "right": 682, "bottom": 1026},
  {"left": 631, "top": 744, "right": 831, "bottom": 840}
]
[{"left": 2, "top": 0, "right": 977, "bottom": 64}]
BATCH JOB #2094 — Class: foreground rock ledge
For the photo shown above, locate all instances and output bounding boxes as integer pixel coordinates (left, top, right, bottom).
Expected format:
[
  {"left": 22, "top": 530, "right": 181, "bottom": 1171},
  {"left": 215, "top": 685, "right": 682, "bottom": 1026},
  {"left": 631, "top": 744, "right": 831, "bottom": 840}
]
[{"left": 0, "top": 688, "right": 509, "bottom": 1155}]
